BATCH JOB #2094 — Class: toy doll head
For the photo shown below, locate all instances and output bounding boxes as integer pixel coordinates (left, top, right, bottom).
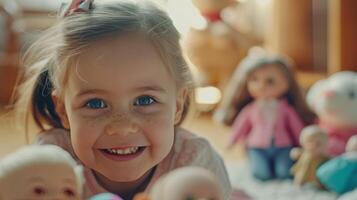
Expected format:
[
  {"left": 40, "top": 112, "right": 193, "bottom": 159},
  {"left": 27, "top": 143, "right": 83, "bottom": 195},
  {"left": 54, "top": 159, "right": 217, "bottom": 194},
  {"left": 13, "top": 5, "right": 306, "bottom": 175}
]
[
  {"left": 307, "top": 71, "right": 357, "bottom": 128},
  {"left": 216, "top": 47, "right": 315, "bottom": 125},
  {"left": 346, "top": 136, "right": 357, "bottom": 152},
  {"left": 300, "top": 125, "right": 328, "bottom": 155},
  {"left": 0, "top": 145, "right": 83, "bottom": 200},
  {"left": 136, "top": 166, "right": 224, "bottom": 200}
]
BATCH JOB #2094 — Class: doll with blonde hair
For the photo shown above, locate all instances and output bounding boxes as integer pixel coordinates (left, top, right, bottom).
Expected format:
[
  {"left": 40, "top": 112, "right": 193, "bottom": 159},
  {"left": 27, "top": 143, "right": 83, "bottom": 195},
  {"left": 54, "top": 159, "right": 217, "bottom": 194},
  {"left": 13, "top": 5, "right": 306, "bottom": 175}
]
[
  {"left": 290, "top": 125, "right": 329, "bottom": 187},
  {"left": 0, "top": 145, "right": 83, "bottom": 200},
  {"left": 215, "top": 48, "right": 315, "bottom": 180}
]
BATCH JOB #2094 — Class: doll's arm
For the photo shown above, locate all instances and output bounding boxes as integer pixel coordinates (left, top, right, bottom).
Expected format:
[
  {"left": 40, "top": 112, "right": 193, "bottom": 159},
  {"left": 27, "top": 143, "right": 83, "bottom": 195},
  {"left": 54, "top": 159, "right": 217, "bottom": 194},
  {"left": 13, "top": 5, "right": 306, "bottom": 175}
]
[
  {"left": 286, "top": 106, "right": 305, "bottom": 146},
  {"left": 290, "top": 147, "right": 303, "bottom": 160},
  {"left": 227, "top": 106, "right": 252, "bottom": 149}
]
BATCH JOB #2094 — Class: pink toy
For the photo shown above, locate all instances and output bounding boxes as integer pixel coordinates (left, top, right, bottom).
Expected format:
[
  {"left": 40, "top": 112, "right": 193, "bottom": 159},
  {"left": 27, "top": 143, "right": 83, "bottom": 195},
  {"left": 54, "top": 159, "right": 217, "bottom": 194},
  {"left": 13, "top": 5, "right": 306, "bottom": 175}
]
[
  {"left": 214, "top": 48, "right": 315, "bottom": 180},
  {"left": 307, "top": 71, "right": 357, "bottom": 156}
]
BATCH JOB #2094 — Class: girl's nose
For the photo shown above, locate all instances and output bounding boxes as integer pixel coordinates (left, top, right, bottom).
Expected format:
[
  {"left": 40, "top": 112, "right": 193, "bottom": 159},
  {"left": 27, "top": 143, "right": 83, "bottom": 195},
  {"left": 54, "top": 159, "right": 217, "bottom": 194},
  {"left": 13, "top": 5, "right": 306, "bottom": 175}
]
[{"left": 105, "top": 116, "right": 140, "bottom": 136}]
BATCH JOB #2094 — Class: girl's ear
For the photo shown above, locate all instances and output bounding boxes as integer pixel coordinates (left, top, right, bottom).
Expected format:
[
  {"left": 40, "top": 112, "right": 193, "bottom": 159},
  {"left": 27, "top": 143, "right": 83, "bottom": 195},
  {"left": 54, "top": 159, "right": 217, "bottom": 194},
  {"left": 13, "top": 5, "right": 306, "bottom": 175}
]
[
  {"left": 52, "top": 91, "right": 70, "bottom": 129},
  {"left": 174, "top": 88, "right": 188, "bottom": 125}
]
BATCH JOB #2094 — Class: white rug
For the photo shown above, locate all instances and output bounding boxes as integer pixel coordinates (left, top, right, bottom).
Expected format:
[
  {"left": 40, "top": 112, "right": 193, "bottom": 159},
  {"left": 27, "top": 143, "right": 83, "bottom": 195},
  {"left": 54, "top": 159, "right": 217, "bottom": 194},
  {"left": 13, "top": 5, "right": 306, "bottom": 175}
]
[{"left": 226, "top": 161, "right": 339, "bottom": 200}]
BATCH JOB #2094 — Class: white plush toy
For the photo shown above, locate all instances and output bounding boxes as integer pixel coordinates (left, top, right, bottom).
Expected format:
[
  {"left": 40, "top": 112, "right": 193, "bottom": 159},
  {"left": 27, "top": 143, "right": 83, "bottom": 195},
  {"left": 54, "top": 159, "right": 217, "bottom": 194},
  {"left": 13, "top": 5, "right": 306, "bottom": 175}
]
[
  {"left": 307, "top": 71, "right": 357, "bottom": 156},
  {"left": 0, "top": 145, "right": 83, "bottom": 200}
]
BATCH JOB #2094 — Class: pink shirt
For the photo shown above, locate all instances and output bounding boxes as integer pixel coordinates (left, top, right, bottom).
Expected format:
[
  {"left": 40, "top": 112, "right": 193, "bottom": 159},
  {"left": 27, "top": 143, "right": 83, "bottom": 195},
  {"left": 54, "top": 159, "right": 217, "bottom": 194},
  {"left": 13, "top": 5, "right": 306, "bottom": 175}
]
[
  {"left": 319, "top": 122, "right": 357, "bottom": 156},
  {"left": 229, "top": 99, "right": 304, "bottom": 148},
  {"left": 35, "top": 127, "right": 232, "bottom": 199}
]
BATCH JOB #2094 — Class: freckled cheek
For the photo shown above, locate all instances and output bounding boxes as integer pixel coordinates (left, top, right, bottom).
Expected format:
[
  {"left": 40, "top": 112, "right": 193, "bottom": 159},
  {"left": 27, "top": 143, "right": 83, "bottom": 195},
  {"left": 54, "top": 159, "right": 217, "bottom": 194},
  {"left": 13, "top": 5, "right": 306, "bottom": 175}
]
[
  {"left": 69, "top": 117, "right": 105, "bottom": 159},
  {"left": 142, "top": 114, "right": 175, "bottom": 155}
]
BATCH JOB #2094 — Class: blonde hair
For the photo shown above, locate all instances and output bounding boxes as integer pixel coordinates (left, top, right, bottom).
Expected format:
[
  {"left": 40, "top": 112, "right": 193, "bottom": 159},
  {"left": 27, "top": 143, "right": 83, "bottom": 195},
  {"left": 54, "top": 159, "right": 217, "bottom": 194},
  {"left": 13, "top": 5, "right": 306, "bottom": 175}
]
[
  {"left": 215, "top": 49, "right": 315, "bottom": 126},
  {"left": 15, "top": 0, "right": 193, "bottom": 134}
]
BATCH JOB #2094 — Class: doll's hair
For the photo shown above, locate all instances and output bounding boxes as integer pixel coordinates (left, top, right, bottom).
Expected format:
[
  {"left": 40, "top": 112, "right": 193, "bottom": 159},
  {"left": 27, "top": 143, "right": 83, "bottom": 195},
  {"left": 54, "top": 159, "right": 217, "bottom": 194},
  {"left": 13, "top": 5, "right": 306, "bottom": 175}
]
[
  {"left": 300, "top": 125, "right": 328, "bottom": 145},
  {"left": 215, "top": 48, "right": 315, "bottom": 126},
  {"left": 14, "top": 0, "right": 193, "bottom": 135},
  {"left": 0, "top": 145, "right": 83, "bottom": 194}
]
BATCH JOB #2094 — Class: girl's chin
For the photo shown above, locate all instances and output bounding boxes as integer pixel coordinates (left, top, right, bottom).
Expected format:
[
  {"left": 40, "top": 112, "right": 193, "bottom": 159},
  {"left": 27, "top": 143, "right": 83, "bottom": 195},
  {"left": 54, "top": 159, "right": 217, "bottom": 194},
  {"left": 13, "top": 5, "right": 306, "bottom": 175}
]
[{"left": 103, "top": 171, "right": 148, "bottom": 182}]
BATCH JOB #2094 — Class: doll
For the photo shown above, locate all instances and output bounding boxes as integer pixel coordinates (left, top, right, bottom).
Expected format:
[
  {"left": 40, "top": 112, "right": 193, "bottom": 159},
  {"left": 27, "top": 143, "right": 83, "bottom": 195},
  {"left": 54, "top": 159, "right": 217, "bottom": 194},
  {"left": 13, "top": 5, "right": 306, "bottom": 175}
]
[
  {"left": 133, "top": 166, "right": 224, "bottom": 200},
  {"left": 215, "top": 48, "right": 315, "bottom": 181},
  {"left": 290, "top": 125, "right": 329, "bottom": 187},
  {"left": 0, "top": 145, "right": 83, "bottom": 200},
  {"left": 317, "top": 136, "right": 357, "bottom": 194},
  {"left": 307, "top": 71, "right": 357, "bottom": 156}
]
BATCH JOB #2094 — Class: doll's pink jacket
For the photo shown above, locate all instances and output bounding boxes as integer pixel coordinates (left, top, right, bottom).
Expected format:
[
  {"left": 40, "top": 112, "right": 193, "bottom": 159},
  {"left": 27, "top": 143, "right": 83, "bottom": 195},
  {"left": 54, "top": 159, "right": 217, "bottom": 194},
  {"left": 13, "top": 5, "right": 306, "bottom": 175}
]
[
  {"left": 229, "top": 99, "right": 304, "bottom": 148},
  {"left": 35, "top": 127, "right": 233, "bottom": 199}
]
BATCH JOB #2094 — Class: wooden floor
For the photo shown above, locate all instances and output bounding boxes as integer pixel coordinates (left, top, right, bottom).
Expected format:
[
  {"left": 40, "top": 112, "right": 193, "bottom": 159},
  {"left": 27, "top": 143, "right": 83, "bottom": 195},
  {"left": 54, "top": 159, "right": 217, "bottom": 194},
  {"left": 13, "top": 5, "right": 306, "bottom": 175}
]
[{"left": 0, "top": 107, "right": 245, "bottom": 162}]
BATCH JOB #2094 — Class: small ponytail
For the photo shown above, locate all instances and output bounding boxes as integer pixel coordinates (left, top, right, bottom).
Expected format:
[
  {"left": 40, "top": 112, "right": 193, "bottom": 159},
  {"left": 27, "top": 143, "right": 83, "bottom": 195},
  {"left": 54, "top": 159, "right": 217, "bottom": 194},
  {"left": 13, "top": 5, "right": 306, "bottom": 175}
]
[{"left": 32, "top": 69, "right": 63, "bottom": 130}]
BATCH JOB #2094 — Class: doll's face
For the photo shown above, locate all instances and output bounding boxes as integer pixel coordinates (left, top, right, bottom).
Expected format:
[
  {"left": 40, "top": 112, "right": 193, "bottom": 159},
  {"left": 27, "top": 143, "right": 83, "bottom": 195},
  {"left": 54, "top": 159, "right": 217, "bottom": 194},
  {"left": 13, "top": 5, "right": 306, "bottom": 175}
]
[
  {"left": 0, "top": 164, "right": 80, "bottom": 200},
  {"left": 307, "top": 72, "right": 357, "bottom": 127},
  {"left": 247, "top": 64, "right": 289, "bottom": 100}
]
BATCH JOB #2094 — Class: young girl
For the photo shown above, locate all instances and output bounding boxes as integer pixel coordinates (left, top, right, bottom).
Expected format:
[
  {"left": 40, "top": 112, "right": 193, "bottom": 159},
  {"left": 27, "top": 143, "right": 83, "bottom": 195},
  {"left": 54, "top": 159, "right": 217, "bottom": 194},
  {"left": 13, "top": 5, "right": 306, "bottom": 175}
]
[
  {"left": 215, "top": 49, "right": 315, "bottom": 181},
  {"left": 15, "top": 0, "right": 232, "bottom": 199}
]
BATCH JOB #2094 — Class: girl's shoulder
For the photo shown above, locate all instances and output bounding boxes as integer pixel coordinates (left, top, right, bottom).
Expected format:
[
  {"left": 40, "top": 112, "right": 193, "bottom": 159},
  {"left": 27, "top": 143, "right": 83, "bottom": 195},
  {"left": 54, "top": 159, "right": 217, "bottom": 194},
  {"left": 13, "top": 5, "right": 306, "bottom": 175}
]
[
  {"left": 173, "top": 127, "right": 212, "bottom": 154},
  {"left": 172, "top": 127, "right": 226, "bottom": 170},
  {"left": 168, "top": 127, "right": 232, "bottom": 198}
]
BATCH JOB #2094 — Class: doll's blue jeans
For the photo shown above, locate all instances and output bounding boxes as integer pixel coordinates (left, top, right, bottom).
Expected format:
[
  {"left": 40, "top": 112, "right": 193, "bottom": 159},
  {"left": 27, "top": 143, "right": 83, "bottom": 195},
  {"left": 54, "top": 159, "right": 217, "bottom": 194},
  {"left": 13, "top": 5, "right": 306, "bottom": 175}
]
[{"left": 248, "top": 145, "right": 294, "bottom": 181}]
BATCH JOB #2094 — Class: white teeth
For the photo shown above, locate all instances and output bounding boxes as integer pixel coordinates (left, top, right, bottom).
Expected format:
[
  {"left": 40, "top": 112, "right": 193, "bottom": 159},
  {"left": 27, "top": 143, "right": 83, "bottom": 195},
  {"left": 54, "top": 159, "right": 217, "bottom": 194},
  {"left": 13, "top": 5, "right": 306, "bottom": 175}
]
[{"left": 107, "top": 147, "right": 139, "bottom": 155}]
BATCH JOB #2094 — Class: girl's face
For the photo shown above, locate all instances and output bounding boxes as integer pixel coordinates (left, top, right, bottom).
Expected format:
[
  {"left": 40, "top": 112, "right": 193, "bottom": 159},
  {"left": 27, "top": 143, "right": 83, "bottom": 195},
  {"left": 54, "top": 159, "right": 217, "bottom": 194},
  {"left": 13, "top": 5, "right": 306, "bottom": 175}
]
[
  {"left": 247, "top": 64, "right": 289, "bottom": 100},
  {"left": 55, "top": 33, "right": 186, "bottom": 182}
]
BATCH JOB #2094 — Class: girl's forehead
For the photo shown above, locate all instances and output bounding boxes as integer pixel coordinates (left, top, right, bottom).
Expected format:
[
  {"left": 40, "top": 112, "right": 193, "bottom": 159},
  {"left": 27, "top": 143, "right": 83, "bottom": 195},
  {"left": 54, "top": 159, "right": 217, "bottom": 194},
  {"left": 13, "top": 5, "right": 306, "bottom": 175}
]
[
  {"left": 65, "top": 34, "right": 176, "bottom": 93},
  {"left": 79, "top": 33, "right": 157, "bottom": 62}
]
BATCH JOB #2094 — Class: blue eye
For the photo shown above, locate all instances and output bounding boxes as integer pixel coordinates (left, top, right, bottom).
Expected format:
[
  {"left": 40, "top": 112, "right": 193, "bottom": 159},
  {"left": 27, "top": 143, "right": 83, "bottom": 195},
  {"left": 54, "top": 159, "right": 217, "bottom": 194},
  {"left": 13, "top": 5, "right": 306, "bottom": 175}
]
[
  {"left": 134, "top": 96, "right": 156, "bottom": 106},
  {"left": 85, "top": 99, "right": 107, "bottom": 109}
]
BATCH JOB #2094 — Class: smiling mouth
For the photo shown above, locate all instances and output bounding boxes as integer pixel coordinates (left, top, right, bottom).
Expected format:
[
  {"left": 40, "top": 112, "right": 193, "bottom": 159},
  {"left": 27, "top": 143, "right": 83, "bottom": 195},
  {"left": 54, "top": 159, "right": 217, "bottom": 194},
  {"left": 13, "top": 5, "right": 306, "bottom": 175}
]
[{"left": 101, "top": 146, "right": 146, "bottom": 156}]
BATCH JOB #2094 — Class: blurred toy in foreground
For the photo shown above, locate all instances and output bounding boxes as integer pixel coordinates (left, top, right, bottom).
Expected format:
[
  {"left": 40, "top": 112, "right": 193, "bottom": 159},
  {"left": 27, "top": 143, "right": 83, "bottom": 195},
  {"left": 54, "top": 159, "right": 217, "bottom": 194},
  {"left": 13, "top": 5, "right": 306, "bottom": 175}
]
[
  {"left": 290, "top": 125, "right": 329, "bottom": 187},
  {"left": 307, "top": 71, "right": 357, "bottom": 156},
  {"left": 134, "top": 166, "right": 224, "bottom": 200},
  {"left": 0, "top": 145, "right": 83, "bottom": 200},
  {"left": 89, "top": 193, "right": 123, "bottom": 200},
  {"left": 215, "top": 48, "right": 315, "bottom": 181},
  {"left": 317, "top": 136, "right": 357, "bottom": 194}
]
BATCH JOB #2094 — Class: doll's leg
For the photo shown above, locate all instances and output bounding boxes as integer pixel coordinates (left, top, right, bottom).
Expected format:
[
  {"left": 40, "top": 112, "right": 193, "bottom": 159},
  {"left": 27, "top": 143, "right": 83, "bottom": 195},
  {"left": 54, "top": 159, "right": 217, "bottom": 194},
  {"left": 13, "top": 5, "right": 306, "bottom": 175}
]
[
  {"left": 274, "top": 146, "right": 294, "bottom": 179},
  {"left": 248, "top": 148, "right": 274, "bottom": 181}
]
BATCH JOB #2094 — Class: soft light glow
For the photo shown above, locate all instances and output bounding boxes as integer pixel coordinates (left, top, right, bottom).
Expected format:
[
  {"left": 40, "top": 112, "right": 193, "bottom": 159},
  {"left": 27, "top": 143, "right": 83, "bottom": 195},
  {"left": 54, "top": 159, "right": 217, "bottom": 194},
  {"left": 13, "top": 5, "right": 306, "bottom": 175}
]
[
  {"left": 167, "top": 0, "right": 206, "bottom": 35},
  {"left": 195, "top": 86, "right": 222, "bottom": 105}
]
